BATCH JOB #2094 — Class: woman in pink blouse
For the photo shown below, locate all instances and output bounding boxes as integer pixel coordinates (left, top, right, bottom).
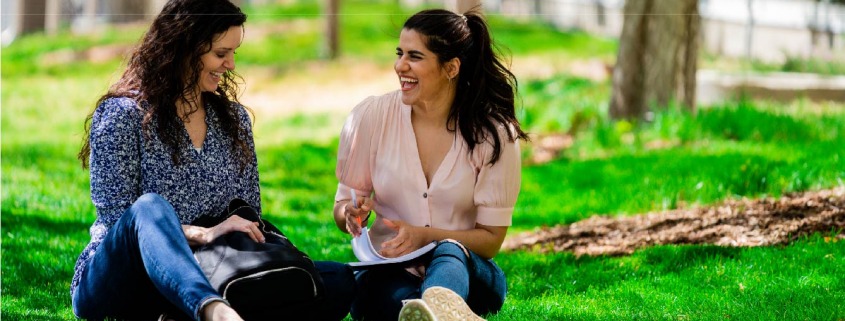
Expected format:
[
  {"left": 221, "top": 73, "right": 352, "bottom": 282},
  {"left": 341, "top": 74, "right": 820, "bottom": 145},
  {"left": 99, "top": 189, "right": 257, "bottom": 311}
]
[{"left": 333, "top": 8, "right": 528, "bottom": 321}]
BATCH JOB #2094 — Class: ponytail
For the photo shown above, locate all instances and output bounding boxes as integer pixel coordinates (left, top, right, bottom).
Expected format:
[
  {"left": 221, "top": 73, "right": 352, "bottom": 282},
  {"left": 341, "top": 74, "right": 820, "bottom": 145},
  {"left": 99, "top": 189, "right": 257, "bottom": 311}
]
[
  {"left": 452, "top": 11, "right": 528, "bottom": 165},
  {"left": 403, "top": 9, "right": 528, "bottom": 165}
]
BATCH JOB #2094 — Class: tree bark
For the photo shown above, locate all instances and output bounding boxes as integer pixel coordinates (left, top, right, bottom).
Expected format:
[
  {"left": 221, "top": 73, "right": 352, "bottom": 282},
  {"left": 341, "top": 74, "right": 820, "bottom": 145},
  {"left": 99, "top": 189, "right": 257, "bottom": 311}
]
[
  {"left": 454, "top": 0, "right": 481, "bottom": 14},
  {"left": 110, "top": 0, "right": 146, "bottom": 24},
  {"left": 327, "top": 0, "right": 340, "bottom": 59},
  {"left": 20, "top": 0, "right": 46, "bottom": 35},
  {"left": 610, "top": 0, "right": 650, "bottom": 120},
  {"left": 610, "top": 0, "right": 700, "bottom": 120}
]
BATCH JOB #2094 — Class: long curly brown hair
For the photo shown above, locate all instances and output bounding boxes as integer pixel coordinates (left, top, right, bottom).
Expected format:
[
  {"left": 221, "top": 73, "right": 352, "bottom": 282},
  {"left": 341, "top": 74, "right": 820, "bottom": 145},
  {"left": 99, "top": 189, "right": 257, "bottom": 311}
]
[{"left": 78, "top": 0, "right": 251, "bottom": 169}]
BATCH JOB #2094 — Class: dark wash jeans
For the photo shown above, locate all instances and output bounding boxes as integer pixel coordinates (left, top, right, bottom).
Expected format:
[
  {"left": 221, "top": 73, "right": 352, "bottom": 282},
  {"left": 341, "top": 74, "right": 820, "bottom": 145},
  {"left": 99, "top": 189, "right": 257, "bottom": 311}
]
[
  {"left": 72, "top": 193, "right": 355, "bottom": 321},
  {"left": 350, "top": 241, "right": 507, "bottom": 321}
]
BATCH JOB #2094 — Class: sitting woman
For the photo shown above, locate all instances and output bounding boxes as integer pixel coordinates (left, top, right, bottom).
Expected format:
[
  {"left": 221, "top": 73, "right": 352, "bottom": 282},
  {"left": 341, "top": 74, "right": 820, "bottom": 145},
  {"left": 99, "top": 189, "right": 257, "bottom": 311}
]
[
  {"left": 70, "top": 1, "right": 354, "bottom": 320},
  {"left": 332, "top": 8, "right": 528, "bottom": 321}
]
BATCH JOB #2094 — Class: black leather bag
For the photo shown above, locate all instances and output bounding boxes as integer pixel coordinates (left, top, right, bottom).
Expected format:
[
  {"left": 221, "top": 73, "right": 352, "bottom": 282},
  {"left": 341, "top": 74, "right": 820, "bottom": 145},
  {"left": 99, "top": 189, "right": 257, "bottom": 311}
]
[{"left": 191, "top": 199, "right": 325, "bottom": 320}]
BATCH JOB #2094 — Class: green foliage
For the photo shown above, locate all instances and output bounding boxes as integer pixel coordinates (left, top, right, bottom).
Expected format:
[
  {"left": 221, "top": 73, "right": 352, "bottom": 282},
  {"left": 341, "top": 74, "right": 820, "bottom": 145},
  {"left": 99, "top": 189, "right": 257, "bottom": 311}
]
[
  {"left": 781, "top": 56, "right": 845, "bottom": 75},
  {"left": 0, "top": 26, "right": 144, "bottom": 77},
  {"left": 489, "top": 17, "right": 617, "bottom": 58},
  {"left": 519, "top": 75, "right": 609, "bottom": 134},
  {"left": 751, "top": 56, "right": 845, "bottom": 75},
  {"left": 516, "top": 75, "right": 845, "bottom": 226},
  {"left": 242, "top": 1, "right": 322, "bottom": 22},
  {"left": 701, "top": 51, "right": 845, "bottom": 76}
]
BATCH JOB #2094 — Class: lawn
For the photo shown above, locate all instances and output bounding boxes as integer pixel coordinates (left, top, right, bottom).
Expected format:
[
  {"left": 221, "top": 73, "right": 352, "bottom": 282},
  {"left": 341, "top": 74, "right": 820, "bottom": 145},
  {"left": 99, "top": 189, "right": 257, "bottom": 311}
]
[{"left": 2, "top": 1, "right": 844, "bottom": 320}]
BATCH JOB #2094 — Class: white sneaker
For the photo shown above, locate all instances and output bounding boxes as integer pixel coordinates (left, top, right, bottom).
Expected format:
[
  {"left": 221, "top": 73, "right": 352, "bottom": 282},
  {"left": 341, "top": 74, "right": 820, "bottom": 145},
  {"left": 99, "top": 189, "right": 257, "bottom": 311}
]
[
  {"left": 399, "top": 299, "right": 437, "bottom": 321},
  {"left": 421, "top": 286, "right": 485, "bottom": 321}
]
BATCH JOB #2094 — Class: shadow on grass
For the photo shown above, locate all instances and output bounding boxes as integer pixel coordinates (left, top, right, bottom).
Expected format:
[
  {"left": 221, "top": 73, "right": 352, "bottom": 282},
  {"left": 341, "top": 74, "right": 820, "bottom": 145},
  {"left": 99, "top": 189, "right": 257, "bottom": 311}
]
[{"left": 1, "top": 211, "right": 90, "bottom": 320}]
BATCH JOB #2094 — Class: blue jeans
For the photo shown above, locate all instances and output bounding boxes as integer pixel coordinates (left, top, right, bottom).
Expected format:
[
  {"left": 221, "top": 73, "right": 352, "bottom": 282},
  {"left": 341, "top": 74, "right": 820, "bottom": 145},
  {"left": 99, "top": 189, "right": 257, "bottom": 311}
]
[
  {"left": 350, "top": 241, "right": 507, "bottom": 321},
  {"left": 72, "top": 193, "right": 355, "bottom": 321}
]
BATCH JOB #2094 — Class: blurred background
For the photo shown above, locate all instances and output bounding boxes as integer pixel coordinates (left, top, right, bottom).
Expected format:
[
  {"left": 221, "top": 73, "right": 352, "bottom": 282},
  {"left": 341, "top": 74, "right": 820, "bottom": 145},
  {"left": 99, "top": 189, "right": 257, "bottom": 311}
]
[{"left": 4, "top": 0, "right": 845, "bottom": 151}]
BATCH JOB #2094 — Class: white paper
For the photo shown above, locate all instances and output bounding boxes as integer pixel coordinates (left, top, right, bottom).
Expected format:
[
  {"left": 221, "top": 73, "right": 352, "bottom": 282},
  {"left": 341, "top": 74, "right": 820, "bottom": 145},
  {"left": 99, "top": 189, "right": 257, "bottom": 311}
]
[{"left": 349, "top": 227, "right": 436, "bottom": 268}]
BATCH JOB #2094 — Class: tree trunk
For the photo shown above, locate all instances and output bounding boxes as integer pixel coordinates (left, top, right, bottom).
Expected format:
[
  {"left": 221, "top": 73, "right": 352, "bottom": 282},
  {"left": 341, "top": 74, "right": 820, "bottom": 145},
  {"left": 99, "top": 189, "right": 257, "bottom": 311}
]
[
  {"left": 609, "top": 0, "right": 700, "bottom": 120},
  {"left": 110, "top": 0, "right": 147, "bottom": 24},
  {"left": 20, "top": 0, "right": 46, "bottom": 35},
  {"left": 446, "top": 0, "right": 482, "bottom": 13},
  {"left": 326, "top": 0, "right": 340, "bottom": 59},
  {"left": 45, "top": 0, "right": 60, "bottom": 35}
]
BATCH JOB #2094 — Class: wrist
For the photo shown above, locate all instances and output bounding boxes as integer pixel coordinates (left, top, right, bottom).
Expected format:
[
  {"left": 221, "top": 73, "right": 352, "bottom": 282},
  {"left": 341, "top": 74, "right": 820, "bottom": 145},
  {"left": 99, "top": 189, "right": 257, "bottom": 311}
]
[
  {"left": 204, "top": 226, "right": 216, "bottom": 244},
  {"left": 414, "top": 225, "right": 432, "bottom": 246},
  {"left": 345, "top": 201, "right": 371, "bottom": 220}
]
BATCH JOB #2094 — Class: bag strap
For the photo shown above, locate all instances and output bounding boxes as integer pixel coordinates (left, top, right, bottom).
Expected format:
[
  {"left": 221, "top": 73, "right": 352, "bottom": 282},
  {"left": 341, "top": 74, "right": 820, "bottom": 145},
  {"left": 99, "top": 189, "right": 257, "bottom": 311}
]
[
  {"left": 226, "top": 199, "right": 289, "bottom": 240},
  {"left": 227, "top": 198, "right": 260, "bottom": 222}
]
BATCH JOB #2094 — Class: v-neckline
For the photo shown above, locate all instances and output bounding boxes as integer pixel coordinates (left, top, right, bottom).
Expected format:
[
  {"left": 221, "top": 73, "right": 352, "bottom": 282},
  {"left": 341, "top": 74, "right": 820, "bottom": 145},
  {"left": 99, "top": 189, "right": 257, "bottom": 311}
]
[
  {"left": 402, "top": 105, "right": 458, "bottom": 189},
  {"left": 182, "top": 105, "right": 211, "bottom": 152}
]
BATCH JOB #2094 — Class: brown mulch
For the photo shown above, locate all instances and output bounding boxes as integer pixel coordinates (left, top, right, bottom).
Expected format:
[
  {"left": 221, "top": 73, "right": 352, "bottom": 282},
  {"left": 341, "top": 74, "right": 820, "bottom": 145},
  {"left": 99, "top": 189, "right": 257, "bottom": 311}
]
[{"left": 502, "top": 187, "right": 845, "bottom": 256}]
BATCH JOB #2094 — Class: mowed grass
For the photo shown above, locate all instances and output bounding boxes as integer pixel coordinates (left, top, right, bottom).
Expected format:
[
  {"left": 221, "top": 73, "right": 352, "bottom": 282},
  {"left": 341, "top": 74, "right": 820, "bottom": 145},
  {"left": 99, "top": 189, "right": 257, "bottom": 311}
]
[{"left": 3, "top": 1, "right": 845, "bottom": 320}]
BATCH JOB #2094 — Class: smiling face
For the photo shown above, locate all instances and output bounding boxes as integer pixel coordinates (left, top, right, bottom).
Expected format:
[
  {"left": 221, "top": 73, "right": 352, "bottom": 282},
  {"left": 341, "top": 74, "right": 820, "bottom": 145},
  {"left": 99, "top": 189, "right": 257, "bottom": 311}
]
[
  {"left": 197, "top": 25, "right": 243, "bottom": 94},
  {"left": 394, "top": 29, "right": 457, "bottom": 108}
]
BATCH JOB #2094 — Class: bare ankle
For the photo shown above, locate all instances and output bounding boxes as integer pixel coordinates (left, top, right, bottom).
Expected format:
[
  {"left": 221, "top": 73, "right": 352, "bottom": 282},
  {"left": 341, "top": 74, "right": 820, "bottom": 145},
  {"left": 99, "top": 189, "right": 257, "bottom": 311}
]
[{"left": 201, "top": 300, "right": 243, "bottom": 321}]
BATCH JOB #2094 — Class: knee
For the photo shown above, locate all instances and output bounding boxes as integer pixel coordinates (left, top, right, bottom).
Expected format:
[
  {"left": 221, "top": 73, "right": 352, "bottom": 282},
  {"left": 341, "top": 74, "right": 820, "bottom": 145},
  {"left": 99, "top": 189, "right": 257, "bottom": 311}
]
[
  {"left": 71, "top": 295, "right": 89, "bottom": 319},
  {"left": 134, "top": 193, "right": 169, "bottom": 210},
  {"left": 72, "top": 289, "right": 100, "bottom": 320},
  {"left": 433, "top": 240, "right": 469, "bottom": 262},
  {"left": 316, "top": 261, "right": 356, "bottom": 299},
  {"left": 127, "top": 193, "right": 178, "bottom": 225},
  {"left": 313, "top": 261, "right": 356, "bottom": 320}
]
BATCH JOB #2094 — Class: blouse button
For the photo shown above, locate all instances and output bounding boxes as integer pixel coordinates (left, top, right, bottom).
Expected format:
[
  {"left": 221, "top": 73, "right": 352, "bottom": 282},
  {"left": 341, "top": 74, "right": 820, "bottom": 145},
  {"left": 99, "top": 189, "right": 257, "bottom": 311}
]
[{"left": 423, "top": 192, "right": 428, "bottom": 198}]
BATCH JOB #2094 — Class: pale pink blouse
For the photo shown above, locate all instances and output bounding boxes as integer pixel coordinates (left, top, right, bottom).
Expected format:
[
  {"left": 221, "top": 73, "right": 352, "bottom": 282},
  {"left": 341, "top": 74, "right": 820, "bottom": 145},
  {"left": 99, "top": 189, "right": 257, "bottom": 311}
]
[{"left": 335, "top": 90, "right": 522, "bottom": 252}]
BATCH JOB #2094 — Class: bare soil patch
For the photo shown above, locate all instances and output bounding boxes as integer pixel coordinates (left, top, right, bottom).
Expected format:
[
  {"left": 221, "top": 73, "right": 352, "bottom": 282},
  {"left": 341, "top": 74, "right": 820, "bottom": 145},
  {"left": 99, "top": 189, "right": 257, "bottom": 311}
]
[{"left": 502, "top": 187, "right": 845, "bottom": 256}]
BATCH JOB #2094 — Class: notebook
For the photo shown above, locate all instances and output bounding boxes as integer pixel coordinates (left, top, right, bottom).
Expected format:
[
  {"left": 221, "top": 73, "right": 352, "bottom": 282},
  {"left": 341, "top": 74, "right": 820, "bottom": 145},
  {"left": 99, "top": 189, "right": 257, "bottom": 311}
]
[{"left": 349, "top": 227, "right": 436, "bottom": 269}]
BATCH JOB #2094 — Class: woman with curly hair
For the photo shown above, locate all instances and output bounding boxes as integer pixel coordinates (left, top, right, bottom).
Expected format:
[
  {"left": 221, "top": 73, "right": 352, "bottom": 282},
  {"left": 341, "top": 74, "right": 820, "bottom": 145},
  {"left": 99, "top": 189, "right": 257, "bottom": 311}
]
[{"left": 71, "top": 1, "right": 354, "bottom": 320}]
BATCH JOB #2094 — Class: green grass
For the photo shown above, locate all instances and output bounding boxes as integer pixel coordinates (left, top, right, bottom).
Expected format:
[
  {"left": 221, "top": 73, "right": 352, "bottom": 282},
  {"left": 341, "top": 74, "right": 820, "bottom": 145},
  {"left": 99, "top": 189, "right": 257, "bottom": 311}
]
[
  {"left": 701, "top": 51, "right": 845, "bottom": 76},
  {"left": 747, "top": 56, "right": 845, "bottom": 76},
  {"left": 498, "top": 238, "right": 844, "bottom": 320},
  {"left": 517, "top": 75, "right": 845, "bottom": 226},
  {"left": 3, "top": 1, "right": 845, "bottom": 320}
]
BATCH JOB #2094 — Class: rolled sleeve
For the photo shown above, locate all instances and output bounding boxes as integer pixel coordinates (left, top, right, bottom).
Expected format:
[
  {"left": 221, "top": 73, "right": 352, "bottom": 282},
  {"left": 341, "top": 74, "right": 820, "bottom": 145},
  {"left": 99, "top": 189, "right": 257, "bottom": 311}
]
[
  {"left": 473, "top": 124, "right": 522, "bottom": 227},
  {"left": 476, "top": 205, "right": 514, "bottom": 226}
]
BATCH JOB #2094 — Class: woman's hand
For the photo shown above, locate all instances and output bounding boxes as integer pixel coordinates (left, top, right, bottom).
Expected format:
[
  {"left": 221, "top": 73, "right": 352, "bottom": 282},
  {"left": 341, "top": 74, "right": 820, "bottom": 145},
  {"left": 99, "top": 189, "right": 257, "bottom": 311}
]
[
  {"left": 379, "top": 218, "right": 428, "bottom": 258},
  {"left": 184, "top": 215, "right": 265, "bottom": 246},
  {"left": 209, "top": 215, "right": 265, "bottom": 244},
  {"left": 345, "top": 196, "right": 374, "bottom": 237}
]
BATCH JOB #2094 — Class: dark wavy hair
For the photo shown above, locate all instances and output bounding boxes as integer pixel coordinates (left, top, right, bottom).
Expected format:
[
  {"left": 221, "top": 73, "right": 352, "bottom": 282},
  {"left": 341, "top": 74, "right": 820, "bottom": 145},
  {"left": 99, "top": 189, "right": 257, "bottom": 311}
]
[
  {"left": 78, "top": 0, "right": 251, "bottom": 169},
  {"left": 403, "top": 8, "right": 528, "bottom": 165}
]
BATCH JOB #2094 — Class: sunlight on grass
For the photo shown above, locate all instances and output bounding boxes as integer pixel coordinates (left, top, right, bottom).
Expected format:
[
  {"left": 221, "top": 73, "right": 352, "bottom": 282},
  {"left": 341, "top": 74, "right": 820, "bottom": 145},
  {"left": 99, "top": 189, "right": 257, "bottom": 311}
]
[{"left": 495, "top": 237, "right": 844, "bottom": 320}]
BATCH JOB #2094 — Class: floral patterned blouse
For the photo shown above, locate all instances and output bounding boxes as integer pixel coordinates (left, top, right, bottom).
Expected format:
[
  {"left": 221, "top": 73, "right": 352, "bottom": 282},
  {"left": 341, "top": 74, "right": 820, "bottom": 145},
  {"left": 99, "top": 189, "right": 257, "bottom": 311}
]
[{"left": 70, "top": 96, "right": 261, "bottom": 295}]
